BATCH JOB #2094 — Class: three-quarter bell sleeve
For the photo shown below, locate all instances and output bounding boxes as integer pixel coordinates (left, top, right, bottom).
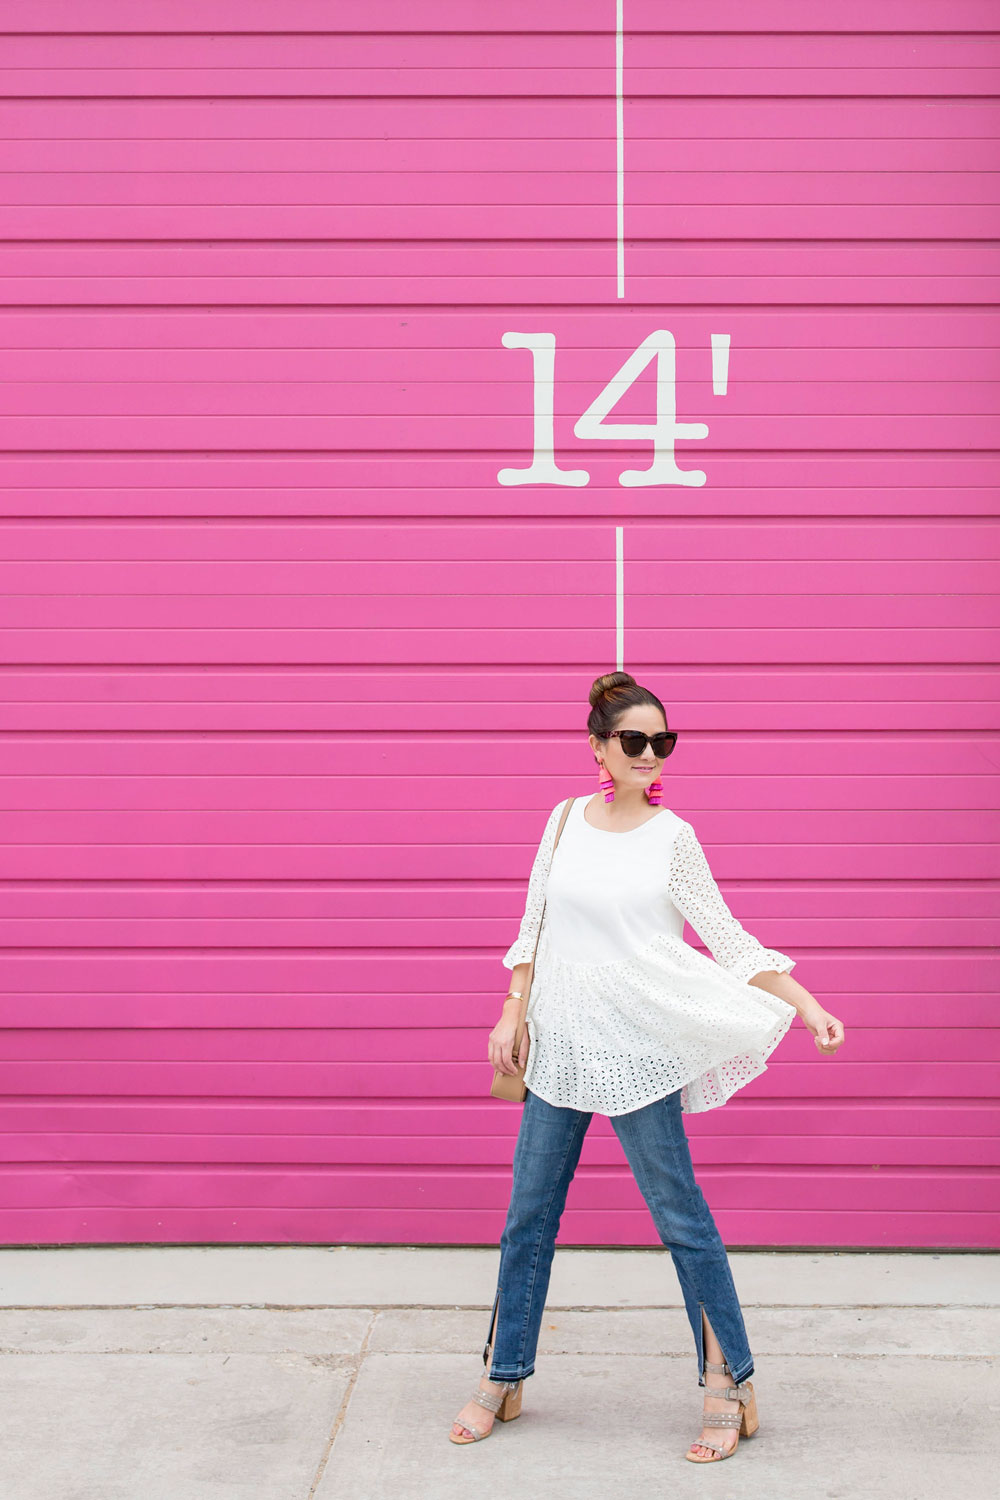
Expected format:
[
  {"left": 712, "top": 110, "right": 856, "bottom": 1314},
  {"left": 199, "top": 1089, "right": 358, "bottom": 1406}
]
[
  {"left": 501, "top": 799, "right": 568, "bottom": 969},
  {"left": 667, "top": 818, "right": 796, "bottom": 986}
]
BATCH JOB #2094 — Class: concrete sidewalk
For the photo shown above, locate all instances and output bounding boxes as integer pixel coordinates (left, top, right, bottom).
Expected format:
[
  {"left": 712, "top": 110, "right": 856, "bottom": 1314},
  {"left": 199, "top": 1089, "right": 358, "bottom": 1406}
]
[{"left": 0, "top": 1246, "right": 996, "bottom": 1500}]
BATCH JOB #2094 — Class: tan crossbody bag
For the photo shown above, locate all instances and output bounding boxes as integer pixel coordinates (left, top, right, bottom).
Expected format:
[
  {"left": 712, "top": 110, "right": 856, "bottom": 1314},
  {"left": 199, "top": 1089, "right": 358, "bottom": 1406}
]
[{"left": 490, "top": 796, "right": 575, "bottom": 1102}]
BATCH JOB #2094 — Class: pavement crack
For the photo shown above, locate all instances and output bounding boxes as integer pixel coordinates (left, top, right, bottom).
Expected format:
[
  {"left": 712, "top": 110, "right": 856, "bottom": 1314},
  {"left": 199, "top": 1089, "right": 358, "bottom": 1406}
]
[{"left": 306, "top": 1307, "right": 377, "bottom": 1498}]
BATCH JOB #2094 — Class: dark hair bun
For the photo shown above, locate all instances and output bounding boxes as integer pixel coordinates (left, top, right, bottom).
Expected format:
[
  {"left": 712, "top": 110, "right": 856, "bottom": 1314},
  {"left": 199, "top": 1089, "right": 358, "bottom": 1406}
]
[{"left": 589, "top": 670, "right": 636, "bottom": 708}]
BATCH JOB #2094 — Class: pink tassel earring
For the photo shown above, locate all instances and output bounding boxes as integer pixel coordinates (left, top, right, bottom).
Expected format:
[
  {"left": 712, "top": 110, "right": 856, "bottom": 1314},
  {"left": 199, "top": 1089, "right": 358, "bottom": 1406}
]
[
  {"left": 596, "top": 757, "right": 615, "bottom": 803},
  {"left": 645, "top": 776, "right": 663, "bottom": 806}
]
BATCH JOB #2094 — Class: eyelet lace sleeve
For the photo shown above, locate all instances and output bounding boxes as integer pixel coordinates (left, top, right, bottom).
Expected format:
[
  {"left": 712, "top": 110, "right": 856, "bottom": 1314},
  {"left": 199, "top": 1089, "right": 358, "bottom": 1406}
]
[
  {"left": 667, "top": 818, "right": 796, "bottom": 986},
  {"left": 501, "top": 798, "right": 569, "bottom": 969}
]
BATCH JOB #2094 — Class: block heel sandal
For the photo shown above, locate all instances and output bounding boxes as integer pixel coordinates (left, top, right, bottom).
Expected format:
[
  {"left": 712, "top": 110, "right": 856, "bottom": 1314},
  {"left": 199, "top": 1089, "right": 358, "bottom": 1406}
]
[
  {"left": 448, "top": 1377, "right": 523, "bottom": 1443},
  {"left": 684, "top": 1357, "right": 759, "bottom": 1463}
]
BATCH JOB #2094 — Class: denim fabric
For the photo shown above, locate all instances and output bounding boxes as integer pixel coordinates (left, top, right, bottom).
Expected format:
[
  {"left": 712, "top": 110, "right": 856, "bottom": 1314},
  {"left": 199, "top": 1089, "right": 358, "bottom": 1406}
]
[{"left": 485, "top": 1086, "right": 754, "bottom": 1387}]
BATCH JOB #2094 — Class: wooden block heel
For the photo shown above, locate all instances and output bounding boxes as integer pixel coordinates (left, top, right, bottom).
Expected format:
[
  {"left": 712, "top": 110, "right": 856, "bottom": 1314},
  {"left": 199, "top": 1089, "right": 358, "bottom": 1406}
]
[
  {"left": 496, "top": 1380, "right": 523, "bottom": 1421},
  {"left": 739, "top": 1382, "right": 759, "bottom": 1436}
]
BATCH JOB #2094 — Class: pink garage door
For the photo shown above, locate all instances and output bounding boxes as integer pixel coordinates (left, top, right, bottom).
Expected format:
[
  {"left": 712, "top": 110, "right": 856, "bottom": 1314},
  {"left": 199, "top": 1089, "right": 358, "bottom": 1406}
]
[{"left": 0, "top": 1, "right": 997, "bottom": 1249}]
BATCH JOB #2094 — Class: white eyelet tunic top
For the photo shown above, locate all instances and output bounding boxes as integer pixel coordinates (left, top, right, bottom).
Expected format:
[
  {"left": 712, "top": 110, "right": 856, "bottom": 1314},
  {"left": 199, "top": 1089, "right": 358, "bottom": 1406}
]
[{"left": 502, "top": 796, "right": 798, "bottom": 1116}]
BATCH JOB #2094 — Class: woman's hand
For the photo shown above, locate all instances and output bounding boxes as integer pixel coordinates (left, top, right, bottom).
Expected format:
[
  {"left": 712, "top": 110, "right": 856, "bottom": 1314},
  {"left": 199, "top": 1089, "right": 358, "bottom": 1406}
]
[
  {"left": 489, "top": 1002, "right": 528, "bottom": 1076},
  {"left": 800, "top": 1002, "right": 845, "bottom": 1056}
]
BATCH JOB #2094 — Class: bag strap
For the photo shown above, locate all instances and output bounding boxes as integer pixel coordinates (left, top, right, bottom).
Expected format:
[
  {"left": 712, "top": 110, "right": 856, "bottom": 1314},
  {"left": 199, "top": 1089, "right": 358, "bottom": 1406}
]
[
  {"left": 482, "top": 1283, "right": 501, "bottom": 1367},
  {"left": 511, "top": 796, "right": 574, "bottom": 1065}
]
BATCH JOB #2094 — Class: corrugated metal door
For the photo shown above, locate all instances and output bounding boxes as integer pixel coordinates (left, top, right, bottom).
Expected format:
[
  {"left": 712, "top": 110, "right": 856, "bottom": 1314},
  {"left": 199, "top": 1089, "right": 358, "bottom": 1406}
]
[{"left": 0, "top": 1, "right": 996, "bottom": 1248}]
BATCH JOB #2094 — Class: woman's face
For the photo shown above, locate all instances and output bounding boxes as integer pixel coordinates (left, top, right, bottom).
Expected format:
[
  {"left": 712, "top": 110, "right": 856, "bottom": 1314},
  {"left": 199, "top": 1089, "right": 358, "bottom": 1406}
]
[{"left": 589, "top": 704, "right": 668, "bottom": 792}]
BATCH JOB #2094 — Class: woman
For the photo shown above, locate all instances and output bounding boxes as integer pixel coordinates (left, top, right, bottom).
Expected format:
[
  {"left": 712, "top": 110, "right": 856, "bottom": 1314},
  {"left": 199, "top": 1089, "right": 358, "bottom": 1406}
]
[{"left": 449, "top": 672, "right": 845, "bottom": 1462}]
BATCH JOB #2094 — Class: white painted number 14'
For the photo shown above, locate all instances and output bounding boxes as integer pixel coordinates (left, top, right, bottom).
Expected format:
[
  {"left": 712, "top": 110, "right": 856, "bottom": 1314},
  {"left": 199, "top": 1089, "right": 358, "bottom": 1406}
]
[{"left": 497, "top": 330, "right": 719, "bottom": 488}]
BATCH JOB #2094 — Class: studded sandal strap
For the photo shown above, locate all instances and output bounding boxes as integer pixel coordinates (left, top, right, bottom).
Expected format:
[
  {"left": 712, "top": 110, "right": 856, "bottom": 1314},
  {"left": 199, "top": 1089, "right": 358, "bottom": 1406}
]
[
  {"left": 471, "top": 1380, "right": 518, "bottom": 1412},
  {"left": 471, "top": 1387, "right": 504, "bottom": 1412},
  {"left": 692, "top": 1438, "right": 731, "bottom": 1455},
  {"left": 703, "top": 1379, "right": 751, "bottom": 1404},
  {"left": 702, "top": 1358, "right": 730, "bottom": 1374},
  {"left": 458, "top": 1420, "right": 488, "bottom": 1440},
  {"left": 699, "top": 1409, "right": 743, "bottom": 1427}
]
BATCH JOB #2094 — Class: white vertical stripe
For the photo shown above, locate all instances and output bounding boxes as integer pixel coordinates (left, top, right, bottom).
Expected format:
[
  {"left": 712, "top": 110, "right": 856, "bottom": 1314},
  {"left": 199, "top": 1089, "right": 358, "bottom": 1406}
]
[
  {"left": 616, "top": 526, "right": 625, "bottom": 669},
  {"left": 711, "top": 332, "right": 732, "bottom": 395},
  {"left": 616, "top": 0, "right": 624, "bottom": 298}
]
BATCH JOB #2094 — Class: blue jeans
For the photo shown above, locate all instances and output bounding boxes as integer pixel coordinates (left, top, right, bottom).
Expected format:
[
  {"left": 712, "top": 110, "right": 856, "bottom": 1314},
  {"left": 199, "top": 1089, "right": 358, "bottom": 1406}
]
[{"left": 485, "top": 1086, "right": 754, "bottom": 1387}]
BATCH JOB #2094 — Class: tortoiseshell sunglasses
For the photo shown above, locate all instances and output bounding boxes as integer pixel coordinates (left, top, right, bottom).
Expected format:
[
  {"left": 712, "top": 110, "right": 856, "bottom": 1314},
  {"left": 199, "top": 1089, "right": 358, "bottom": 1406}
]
[{"left": 599, "top": 730, "right": 678, "bottom": 759}]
